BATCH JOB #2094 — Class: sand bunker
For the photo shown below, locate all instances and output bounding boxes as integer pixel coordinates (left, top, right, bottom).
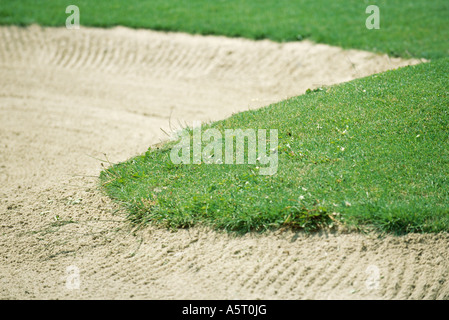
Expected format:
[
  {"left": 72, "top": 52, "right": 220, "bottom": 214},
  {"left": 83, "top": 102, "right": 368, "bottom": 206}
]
[{"left": 0, "top": 25, "right": 447, "bottom": 299}]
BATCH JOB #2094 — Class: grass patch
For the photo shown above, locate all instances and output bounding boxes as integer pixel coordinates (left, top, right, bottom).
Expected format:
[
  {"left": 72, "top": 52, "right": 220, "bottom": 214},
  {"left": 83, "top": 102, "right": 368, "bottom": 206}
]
[
  {"left": 0, "top": 0, "right": 448, "bottom": 59},
  {"left": 100, "top": 58, "right": 449, "bottom": 234}
]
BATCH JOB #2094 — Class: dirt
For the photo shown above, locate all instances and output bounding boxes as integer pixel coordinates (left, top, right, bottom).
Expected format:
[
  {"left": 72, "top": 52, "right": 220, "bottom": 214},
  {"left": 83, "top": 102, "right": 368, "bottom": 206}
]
[{"left": 1, "top": 24, "right": 447, "bottom": 300}]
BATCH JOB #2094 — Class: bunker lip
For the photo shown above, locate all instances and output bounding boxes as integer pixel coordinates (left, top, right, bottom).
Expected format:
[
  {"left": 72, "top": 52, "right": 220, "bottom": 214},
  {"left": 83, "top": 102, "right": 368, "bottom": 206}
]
[{"left": 1, "top": 25, "right": 445, "bottom": 300}]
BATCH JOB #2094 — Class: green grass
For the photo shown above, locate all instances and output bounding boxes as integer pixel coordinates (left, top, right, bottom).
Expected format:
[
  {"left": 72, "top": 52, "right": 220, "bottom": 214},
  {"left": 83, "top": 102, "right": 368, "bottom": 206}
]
[
  {"left": 100, "top": 58, "right": 449, "bottom": 234},
  {"left": 0, "top": 0, "right": 448, "bottom": 59},
  {"left": 3, "top": 0, "right": 447, "bottom": 234}
]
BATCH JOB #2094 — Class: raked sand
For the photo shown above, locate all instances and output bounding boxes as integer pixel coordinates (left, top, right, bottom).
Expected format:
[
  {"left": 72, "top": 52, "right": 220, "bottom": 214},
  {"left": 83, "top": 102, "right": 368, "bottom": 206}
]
[{"left": 0, "top": 25, "right": 447, "bottom": 299}]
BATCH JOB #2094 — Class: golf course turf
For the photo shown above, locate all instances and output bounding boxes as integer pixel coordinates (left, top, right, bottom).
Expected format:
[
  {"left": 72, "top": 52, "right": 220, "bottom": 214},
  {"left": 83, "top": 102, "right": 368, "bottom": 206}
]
[
  {"left": 3, "top": 0, "right": 447, "bottom": 234},
  {"left": 2, "top": 0, "right": 449, "bottom": 301},
  {"left": 100, "top": 58, "right": 449, "bottom": 234},
  {"left": 1, "top": 0, "right": 448, "bottom": 59}
]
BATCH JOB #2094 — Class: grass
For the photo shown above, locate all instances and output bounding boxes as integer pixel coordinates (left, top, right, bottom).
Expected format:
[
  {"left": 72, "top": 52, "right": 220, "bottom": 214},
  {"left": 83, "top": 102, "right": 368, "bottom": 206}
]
[
  {"left": 0, "top": 0, "right": 448, "bottom": 59},
  {"left": 2, "top": 0, "right": 447, "bottom": 234},
  {"left": 100, "top": 58, "right": 449, "bottom": 234}
]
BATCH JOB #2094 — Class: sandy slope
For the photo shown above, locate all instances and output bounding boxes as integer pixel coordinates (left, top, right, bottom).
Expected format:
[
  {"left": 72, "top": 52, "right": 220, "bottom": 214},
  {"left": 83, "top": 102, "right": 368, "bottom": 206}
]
[{"left": 0, "top": 25, "right": 447, "bottom": 300}]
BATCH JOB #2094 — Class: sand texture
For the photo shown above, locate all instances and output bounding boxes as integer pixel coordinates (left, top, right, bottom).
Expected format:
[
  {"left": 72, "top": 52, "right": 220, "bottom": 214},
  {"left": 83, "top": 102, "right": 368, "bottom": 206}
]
[{"left": 1, "top": 25, "right": 447, "bottom": 300}]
